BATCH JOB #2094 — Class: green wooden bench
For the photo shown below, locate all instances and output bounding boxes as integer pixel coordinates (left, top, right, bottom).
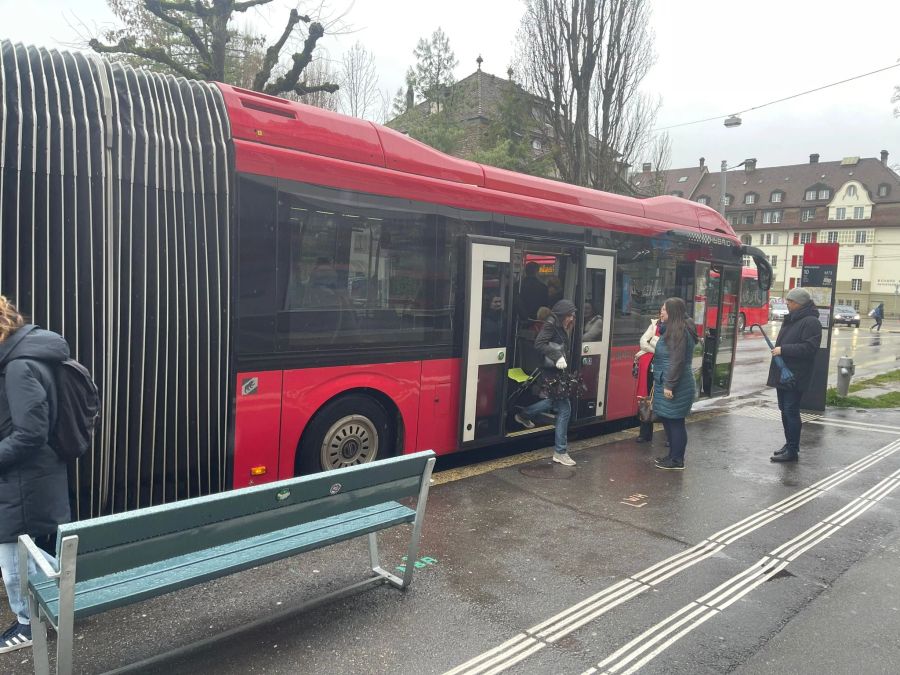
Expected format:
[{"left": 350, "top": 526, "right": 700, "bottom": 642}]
[{"left": 17, "top": 450, "right": 436, "bottom": 675}]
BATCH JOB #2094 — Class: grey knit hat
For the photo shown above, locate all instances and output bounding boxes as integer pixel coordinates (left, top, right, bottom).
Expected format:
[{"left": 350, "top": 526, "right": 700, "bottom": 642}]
[{"left": 785, "top": 287, "right": 812, "bottom": 305}]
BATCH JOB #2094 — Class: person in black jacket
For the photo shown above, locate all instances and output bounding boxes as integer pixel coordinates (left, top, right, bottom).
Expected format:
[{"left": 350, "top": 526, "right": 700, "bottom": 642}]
[
  {"left": 0, "top": 296, "right": 71, "bottom": 653},
  {"left": 514, "top": 300, "right": 578, "bottom": 466},
  {"left": 767, "top": 287, "right": 822, "bottom": 463}
]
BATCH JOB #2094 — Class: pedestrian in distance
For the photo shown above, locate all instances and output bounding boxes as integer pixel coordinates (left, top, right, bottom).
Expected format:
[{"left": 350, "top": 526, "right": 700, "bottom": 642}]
[
  {"left": 634, "top": 311, "right": 660, "bottom": 443},
  {"left": 869, "top": 302, "right": 884, "bottom": 332},
  {"left": 767, "top": 287, "right": 823, "bottom": 463},
  {"left": 0, "top": 296, "right": 72, "bottom": 654},
  {"left": 652, "top": 298, "right": 698, "bottom": 470},
  {"left": 515, "top": 299, "right": 578, "bottom": 466}
]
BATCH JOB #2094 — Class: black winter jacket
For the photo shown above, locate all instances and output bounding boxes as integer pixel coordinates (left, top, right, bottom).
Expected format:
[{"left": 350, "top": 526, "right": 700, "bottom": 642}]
[
  {"left": 0, "top": 325, "right": 72, "bottom": 543},
  {"left": 766, "top": 303, "right": 822, "bottom": 391},
  {"left": 534, "top": 300, "right": 576, "bottom": 375}
]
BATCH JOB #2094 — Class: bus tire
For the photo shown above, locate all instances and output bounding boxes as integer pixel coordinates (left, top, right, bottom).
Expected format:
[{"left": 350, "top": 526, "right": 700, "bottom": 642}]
[
  {"left": 737, "top": 313, "right": 746, "bottom": 332},
  {"left": 297, "top": 394, "right": 394, "bottom": 474}
]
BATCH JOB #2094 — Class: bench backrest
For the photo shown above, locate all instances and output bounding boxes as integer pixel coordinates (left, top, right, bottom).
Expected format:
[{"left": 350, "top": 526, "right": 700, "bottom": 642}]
[{"left": 56, "top": 450, "right": 435, "bottom": 582}]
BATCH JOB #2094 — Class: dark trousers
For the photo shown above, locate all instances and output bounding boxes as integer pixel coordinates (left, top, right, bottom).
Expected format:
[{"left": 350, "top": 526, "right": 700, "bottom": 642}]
[
  {"left": 871, "top": 318, "right": 882, "bottom": 331},
  {"left": 659, "top": 416, "right": 687, "bottom": 462},
  {"left": 638, "top": 368, "right": 654, "bottom": 440},
  {"left": 777, "top": 387, "right": 803, "bottom": 452}
]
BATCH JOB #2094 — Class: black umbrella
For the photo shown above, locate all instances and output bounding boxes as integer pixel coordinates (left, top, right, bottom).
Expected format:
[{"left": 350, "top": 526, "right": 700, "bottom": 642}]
[{"left": 750, "top": 324, "right": 795, "bottom": 387}]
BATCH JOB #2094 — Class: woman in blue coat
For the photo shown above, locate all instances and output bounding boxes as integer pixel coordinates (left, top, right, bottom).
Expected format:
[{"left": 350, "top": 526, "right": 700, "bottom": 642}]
[{"left": 652, "top": 297, "right": 698, "bottom": 470}]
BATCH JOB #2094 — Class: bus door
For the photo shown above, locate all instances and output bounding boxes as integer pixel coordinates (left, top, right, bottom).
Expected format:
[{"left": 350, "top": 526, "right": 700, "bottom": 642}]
[
  {"left": 695, "top": 262, "right": 741, "bottom": 397},
  {"left": 576, "top": 249, "right": 615, "bottom": 420},
  {"left": 460, "top": 236, "right": 515, "bottom": 445}
]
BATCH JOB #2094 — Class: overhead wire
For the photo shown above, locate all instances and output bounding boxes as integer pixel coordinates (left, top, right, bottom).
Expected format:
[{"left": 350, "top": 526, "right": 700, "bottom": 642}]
[{"left": 653, "top": 62, "right": 900, "bottom": 132}]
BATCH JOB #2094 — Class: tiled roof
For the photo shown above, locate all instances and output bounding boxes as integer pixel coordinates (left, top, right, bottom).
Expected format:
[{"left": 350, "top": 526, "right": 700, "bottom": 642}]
[
  {"left": 631, "top": 165, "right": 708, "bottom": 199},
  {"left": 694, "top": 157, "right": 900, "bottom": 208}
]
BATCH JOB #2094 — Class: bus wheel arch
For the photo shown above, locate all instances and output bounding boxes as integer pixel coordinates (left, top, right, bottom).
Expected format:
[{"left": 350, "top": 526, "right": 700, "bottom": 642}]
[{"left": 295, "top": 389, "right": 403, "bottom": 475}]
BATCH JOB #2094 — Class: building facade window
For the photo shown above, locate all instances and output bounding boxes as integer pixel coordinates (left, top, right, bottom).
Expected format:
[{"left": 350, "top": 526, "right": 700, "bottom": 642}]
[
  {"left": 724, "top": 194, "right": 733, "bottom": 206},
  {"left": 740, "top": 234, "right": 752, "bottom": 245},
  {"left": 670, "top": 190, "right": 684, "bottom": 197},
  {"left": 697, "top": 196, "right": 709, "bottom": 205},
  {"left": 855, "top": 230, "right": 867, "bottom": 244},
  {"left": 744, "top": 193, "right": 757, "bottom": 205},
  {"left": 742, "top": 213, "right": 754, "bottom": 225},
  {"left": 877, "top": 183, "right": 890, "bottom": 197},
  {"left": 728, "top": 215, "right": 739, "bottom": 226},
  {"left": 763, "top": 232, "right": 779, "bottom": 245},
  {"left": 818, "top": 189, "right": 831, "bottom": 199},
  {"left": 798, "top": 232, "right": 815, "bottom": 244},
  {"left": 835, "top": 207, "right": 846, "bottom": 220},
  {"left": 853, "top": 255, "right": 864, "bottom": 268},
  {"left": 801, "top": 208, "right": 816, "bottom": 222},
  {"left": 826, "top": 230, "right": 838, "bottom": 243},
  {"left": 677, "top": 176, "right": 688, "bottom": 183},
  {"left": 769, "top": 254, "right": 778, "bottom": 267},
  {"left": 762, "top": 210, "right": 782, "bottom": 224},
  {"left": 846, "top": 185, "right": 857, "bottom": 197},
  {"left": 853, "top": 206, "right": 865, "bottom": 219},
  {"left": 770, "top": 191, "right": 783, "bottom": 203},
  {"left": 851, "top": 278, "right": 862, "bottom": 291},
  {"left": 805, "top": 189, "right": 817, "bottom": 200}
]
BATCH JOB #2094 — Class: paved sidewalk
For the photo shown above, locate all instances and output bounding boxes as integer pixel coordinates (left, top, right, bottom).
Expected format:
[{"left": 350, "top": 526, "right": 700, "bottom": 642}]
[{"left": 2, "top": 404, "right": 899, "bottom": 674}]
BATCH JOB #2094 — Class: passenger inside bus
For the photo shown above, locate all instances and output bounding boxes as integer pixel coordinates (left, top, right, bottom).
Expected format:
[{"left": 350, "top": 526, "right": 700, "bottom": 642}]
[{"left": 516, "top": 262, "right": 549, "bottom": 322}]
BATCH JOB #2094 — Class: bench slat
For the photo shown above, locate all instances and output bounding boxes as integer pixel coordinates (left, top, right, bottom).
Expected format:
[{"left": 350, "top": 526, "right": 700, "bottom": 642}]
[
  {"left": 33, "top": 501, "right": 415, "bottom": 623},
  {"left": 60, "top": 451, "right": 434, "bottom": 582}
]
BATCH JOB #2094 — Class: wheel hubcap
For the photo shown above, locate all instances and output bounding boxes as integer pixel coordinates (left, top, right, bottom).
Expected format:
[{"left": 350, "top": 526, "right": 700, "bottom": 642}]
[{"left": 320, "top": 415, "right": 378, "bottom": 469}]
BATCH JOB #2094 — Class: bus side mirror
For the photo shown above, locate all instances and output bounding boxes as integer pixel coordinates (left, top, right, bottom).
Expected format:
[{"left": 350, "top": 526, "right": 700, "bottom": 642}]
[{"left": 742, "top": 245, "right": 773, "bottom": 291}]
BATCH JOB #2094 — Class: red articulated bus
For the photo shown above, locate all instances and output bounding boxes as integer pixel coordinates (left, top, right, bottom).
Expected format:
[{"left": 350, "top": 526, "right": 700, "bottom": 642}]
[
  {"left": 0, "top": 42, "right": 770, "bottom": 515},
  {"left": 737, "top": 267, "right": 770, "bottom": 331}
]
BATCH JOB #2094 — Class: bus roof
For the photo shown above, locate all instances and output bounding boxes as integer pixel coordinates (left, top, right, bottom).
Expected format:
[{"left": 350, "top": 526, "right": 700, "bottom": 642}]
[{"left": 216, "top": 84, "right": 738, "bottom": 244}]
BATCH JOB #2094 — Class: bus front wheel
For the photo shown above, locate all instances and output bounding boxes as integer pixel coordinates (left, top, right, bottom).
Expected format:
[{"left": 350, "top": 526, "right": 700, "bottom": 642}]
[
  {"left": 737, "top": 313, "right": 746, "bottom": 332},
  {"left": 298, "top": 394, "right": 394, "bottom": 473}
]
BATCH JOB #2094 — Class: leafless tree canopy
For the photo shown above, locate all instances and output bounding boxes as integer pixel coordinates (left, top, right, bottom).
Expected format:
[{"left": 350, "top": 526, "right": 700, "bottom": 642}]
[
  {"left": 339, "top": 41, "right": 379, "bottom": 119},
  {"left": 517, "top": 0, "right": 657, "bottom": 193},
  {"left": 88, "top": 0, "right": 338, "bottom": 98}
]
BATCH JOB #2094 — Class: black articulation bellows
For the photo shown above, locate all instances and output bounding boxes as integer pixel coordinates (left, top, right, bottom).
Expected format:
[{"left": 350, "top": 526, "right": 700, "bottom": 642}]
[{"left": 0, "top": 41, "right": 233, "bottom": 516}]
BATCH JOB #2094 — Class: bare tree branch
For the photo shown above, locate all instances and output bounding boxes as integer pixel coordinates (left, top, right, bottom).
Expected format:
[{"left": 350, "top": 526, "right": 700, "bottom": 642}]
[
  {"left": 88, "top": 36, "right": 203, "bottom": 79},
  {"left": 144, "top": 0, "right": 211, "bottom": 71},
  {"left": 252, "top": 8, "right": 308, "bottom": 91},
  {"left": 263, "top": 21, "right": 336, "bottom": 96},
  {"left": 233, "top": 0, "right": 275, "bottom": 11}
]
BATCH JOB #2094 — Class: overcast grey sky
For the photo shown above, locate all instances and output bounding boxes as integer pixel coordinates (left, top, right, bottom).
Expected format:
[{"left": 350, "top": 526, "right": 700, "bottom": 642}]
[{"left": 2, "top": 0, "right": 898, "bottom": 172}]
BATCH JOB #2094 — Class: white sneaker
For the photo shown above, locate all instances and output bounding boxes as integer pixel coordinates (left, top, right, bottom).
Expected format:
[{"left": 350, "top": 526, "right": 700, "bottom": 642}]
[
  {"left": 515, "top": 413, "right": 535, "bottom": 429},
  {"left": 553, "top": 452, "right": 576, "bottom": 466}
]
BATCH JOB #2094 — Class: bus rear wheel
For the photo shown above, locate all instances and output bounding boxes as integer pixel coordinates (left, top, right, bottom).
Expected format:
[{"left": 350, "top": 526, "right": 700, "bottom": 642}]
[
  {"left": 298, "top": 394, "right": 394, "bottom": 474},
  {"left": 737, "top": 313, "right": 746, "bottom": 332}
]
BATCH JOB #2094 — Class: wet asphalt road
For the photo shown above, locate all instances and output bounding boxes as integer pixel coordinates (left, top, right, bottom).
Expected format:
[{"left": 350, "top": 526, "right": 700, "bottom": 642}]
[{"left": 2, "top": 327, "right": 899, "bottom": 674}]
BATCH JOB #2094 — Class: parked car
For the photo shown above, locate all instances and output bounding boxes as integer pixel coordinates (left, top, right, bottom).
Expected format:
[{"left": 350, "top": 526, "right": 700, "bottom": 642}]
[
  {"left": 833, "top": 304, "right": 860, "bottom": 327},
  {"left": 769, "top": 300, "right": 789, "bottom": 321}
]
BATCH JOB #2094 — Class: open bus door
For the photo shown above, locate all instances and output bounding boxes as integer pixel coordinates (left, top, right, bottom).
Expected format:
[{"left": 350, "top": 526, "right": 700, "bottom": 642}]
[
  {"left": 576, "top": 249, "right": 616, "bottom": 421},
  {"left": 460, "top": 236, "right": 515, "bottom": 445},
  {"left": 694, "top": 263, "right": 741, "bottom": 398}
]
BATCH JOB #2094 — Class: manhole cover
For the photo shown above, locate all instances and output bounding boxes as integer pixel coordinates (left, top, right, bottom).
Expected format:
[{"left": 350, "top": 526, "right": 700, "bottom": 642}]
[{"left": 519, "top": 463, "right": 577, "bottom": 479}]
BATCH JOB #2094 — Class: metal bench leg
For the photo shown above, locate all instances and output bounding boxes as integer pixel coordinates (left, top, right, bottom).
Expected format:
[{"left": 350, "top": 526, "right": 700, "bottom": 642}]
[
  {"left": 17, "top": 541, "right": 50, "bottom": 675},
  {"left": 400, "top": 457, "right": 436, "bottom": 589},
  {"left": 55, "top": 537, "right": 79, "bottom": 675}
]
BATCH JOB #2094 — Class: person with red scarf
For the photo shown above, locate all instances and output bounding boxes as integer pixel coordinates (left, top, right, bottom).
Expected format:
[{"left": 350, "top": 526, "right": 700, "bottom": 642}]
[{"left": 634, "top": 312, "right": 661, "bottom": 443}]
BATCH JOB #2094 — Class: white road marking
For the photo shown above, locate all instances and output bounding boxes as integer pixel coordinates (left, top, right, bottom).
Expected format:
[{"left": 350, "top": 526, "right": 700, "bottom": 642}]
[
  {"left": 443, "top": 439, "right": 900, "bottom": 675},
  {"left": 588, "top": 467, "right": 900, "bottom": 675}
]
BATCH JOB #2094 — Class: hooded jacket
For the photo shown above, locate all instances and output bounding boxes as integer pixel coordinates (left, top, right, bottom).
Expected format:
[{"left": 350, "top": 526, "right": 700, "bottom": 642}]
[
  {"left": 0, "top": 325, "right": 72, "bottom": 542},
  {"left": 534, "top": 300, "right": 576, "bottom": 373},
  {"left": 767, "top": 302, "right": 822, "bottom": 391}
]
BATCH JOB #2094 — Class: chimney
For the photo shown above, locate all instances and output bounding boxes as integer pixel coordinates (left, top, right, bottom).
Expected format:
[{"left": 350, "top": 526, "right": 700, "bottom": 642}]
[
  {"left": 744, "top": 158, "right": 757, "bottom": 172},
  {"left": 642, "top": 162, "right": 652, "bottom": 173},
  {"left": 809, "top": 153, "right": 819, "bottom": 164},
  {"left": 699, "top": 157, "right": 705, "bottom": 169},
  {"left": 882, "top": 150, "right": 889, "bottom": 165}
]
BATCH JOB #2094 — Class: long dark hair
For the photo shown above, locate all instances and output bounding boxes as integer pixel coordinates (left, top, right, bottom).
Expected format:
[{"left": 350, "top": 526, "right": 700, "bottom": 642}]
[{"left": 663, "top": 297, "right": 689, "bottom": 350}]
